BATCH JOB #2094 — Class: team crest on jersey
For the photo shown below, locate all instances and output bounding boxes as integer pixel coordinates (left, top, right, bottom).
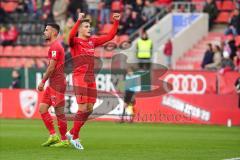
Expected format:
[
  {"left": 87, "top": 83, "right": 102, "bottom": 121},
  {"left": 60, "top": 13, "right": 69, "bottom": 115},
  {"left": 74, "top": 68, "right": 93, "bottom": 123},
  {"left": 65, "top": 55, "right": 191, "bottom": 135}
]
[
  {"left": 52, "top": 51, "right": 57, "bottom": 57},
  {"left": 19, "top": 90, "right": 38, "bottom": 118},
  {"left": 88, "top": 41, "right": 93, "bottom": 46}
]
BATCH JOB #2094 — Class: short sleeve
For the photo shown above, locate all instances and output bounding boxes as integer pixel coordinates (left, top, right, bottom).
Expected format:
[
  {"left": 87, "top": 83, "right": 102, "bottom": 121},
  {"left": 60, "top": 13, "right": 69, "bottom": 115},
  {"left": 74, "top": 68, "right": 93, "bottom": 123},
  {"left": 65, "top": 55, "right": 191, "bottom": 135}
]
[{"left": 49, "top": 47, "right": 60, "bottom": 61}]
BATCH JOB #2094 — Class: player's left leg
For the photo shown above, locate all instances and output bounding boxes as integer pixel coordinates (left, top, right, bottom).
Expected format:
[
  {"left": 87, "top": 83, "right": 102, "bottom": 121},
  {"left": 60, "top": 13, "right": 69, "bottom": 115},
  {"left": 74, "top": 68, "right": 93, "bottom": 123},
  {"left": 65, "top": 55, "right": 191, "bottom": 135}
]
[
  {"left": 50, "top": 105, "right": 70, "bottom": 147},
  {"left": 67, "top": 103, "right": 89, "bottom": 150}
]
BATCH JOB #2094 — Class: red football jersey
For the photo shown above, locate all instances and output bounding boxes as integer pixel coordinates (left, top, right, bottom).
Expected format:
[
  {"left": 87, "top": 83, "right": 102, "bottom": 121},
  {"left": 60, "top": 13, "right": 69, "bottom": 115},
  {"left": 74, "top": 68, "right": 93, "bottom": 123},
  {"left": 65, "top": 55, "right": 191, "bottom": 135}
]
[
  {"left": 69, "top": 20, "right": 119, "bottom": 78},
  {"left": 47, "top": 40, "right": 66, "bottom": 87}
]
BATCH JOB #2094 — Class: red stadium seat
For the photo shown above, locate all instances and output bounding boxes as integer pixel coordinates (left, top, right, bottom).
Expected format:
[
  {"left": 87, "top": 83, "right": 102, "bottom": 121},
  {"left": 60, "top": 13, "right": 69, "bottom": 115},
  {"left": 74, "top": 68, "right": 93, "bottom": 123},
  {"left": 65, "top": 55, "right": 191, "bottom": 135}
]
[
  {"left": 0, "top": 46, "right": 3, "bottom": 55},
  {"left": 235, "top": 36, "right": 240, "bottom": 46},
  {"left": 0, "top": 1, "right": 18, "bottom": 12},
  {"left": 22, "top": 46, "right": 34, "bottom": 57},
  {"left": 34, "top": 46, "right": 46, "bottom": 57},
  {"left": 215, "top": 12, "right": 230, "bottom": 23},
  {"left": 111, "top": 1, "right": 123, "bottom": 11},
  {"left": 191, "top": 0, "right": 205, "bottom": 2},
  {"left": 12, "top": 46, "right": 24, "bottom": 56},
  {"left": 118, "top": 35, "right": 129, "bottom": 44},
  {"left": 221, "top": 34, "right": 234, "bottom": 41},
  {"left": 109, "top": 35, "right": 119, "bottom": 44},
  {"left": 221, "top": 1, "right": 235, "bottom": 11},
  {"left": 3, "top": 46, "right": 13, "bottom": 56},
  {"left": 99, "top": 24, "right": 113, "bottom": 34},
  {"left": 216, "top": 1, "right": 222, "bottom": 10}
]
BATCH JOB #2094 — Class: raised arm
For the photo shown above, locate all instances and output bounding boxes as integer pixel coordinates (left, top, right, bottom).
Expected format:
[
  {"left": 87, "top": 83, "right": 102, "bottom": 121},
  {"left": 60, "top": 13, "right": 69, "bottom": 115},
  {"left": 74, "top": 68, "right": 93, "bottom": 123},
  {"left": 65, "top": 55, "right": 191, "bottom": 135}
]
[
  {"left": 93, "top": 13, "right": 121, "bottom": 47},
  {"left": 69, "top": 13, "right": 85, "bottom": 46}
]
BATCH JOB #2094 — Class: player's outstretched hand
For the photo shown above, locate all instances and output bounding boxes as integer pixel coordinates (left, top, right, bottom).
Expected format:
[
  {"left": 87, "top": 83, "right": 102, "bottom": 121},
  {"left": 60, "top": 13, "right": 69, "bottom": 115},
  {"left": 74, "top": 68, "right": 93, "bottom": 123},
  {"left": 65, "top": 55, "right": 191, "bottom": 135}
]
[
  {"left": 78, "top": 13, "right": 85, "bottom": 20},
  {"left": 37, "top": 82, "right": 45, "bottom": 92},
  {"left": 113, "top": 13, "right": 121, "bottom": 21}
]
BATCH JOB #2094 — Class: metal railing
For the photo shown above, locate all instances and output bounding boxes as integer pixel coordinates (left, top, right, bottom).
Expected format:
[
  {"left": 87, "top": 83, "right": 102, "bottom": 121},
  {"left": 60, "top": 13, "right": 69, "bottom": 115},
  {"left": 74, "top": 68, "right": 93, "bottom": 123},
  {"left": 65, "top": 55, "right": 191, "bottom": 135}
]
[
  {"left": 129, "top": 8, "right": 168, "bottom": 41},
  {"left": 172, "top": 2, "right": 205, "bottom": 13}
]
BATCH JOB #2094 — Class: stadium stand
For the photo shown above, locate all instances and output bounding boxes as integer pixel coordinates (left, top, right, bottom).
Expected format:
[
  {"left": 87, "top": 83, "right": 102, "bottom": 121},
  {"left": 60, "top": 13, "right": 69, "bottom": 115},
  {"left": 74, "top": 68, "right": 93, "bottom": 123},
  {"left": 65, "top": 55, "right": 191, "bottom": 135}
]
[
  {"left": 0, "top": 0, "right": 165, "bottom": 68},
  {"left": 0, "top": 0, "right": 240, "bottom": 70}
]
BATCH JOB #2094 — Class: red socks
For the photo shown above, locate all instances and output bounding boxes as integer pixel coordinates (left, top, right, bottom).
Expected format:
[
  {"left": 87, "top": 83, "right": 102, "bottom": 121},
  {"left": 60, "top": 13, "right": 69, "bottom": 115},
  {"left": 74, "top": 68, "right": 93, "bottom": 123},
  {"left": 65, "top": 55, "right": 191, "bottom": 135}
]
[
  {"left": 70, "top": 111, "right": 90, "bottom": 139},
  {"left": 41, "top": 112, "right": 67, "bottom": 140},
  {"left": 41, "top": 112, "right": 55, "bottom": 135},
  {"left": 56, "top": 114, "right": 67, "bottom": 140}
]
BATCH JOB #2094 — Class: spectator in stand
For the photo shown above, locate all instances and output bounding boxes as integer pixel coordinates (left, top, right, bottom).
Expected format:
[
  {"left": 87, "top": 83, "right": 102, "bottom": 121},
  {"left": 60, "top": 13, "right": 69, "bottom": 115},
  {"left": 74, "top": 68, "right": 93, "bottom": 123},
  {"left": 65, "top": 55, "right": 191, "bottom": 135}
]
[
  {"left": 221, "top": 51, "right": 235, "bottom": 71},
  {"left": 0, "top": 26, "right": 7, "bottom": 44},
  {"left": 63, "top": 17, "right": 74, "bottom": 46},
  {"left": 233, "top": 0, "right": 240, "bottom": 9},
  {"left": 225, "top": 9, "right": 240, "bottom": 36},
  {"left": 201, "top": 43, "right": 214, "bottom": 69},
  {"left": 142, "top": 0, "right": 156, "bottom": 20},
  {"left": 42, "top": 0, "right": 52, "bottom": 22},
  {"left": 68, "top": 0, "right": 88, "bottom": 20},
  {"left": 53, "top": 0, "right": 69, "bottom": 31},
  {"left": 126, "top": 11, "right": 144, "bottom": 34},
  {"left": 203, "top": 0, "right": 218, "bottom": 30},
  {"left": 163, "top": 39, "right": 173, "bottom": 68},
  {"left": 119, "top": 5, "right": 132, "bottom": 34},
  {"left": 35, "top": 0, "right": 43, "bottom": 18},
  {"left": 234, "top": 45, "right": 240, "bottom": 72},
  {"left": 228, "top": 37, "right": 237, "bottom": 60},
  {"left": 9, "top": 69, "right": 21, "bottom": 89},
  {"left": 16, "top": 0, "right": 28, "bottom": 13},
  {"left": 133, "top": 0, "right": 144, "bottom": 13},
  {"left": 99, "top": 0, "right": 112, "bottom": 26},
  {"left": 86, "top": 0, "right": 100, "bottom": 32},
  {"left": 205, "top": 45, "right": 222, "bottom": 70},
  {"left": 1, "top": 24, "right": 19, "bottom": 46},
  {"left": 26, "top": 0, "right": 35, "bottom": 14},
  {"left": 123, "top": 0, "right": 135, "bottom": 6},
  {"left": 0, "top": 8, "right": 10, "bottom": 23}
]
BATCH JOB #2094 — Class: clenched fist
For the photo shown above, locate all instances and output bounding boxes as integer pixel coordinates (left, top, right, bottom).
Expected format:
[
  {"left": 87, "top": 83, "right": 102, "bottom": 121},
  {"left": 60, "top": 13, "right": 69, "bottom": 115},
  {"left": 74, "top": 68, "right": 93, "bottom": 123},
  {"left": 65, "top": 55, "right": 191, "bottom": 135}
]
[
  {"left": 113, "top": 13, "right": 121, "bottom": 21},
  {"left": 78, "top": 13, "right": 85, "bottom": 20}
]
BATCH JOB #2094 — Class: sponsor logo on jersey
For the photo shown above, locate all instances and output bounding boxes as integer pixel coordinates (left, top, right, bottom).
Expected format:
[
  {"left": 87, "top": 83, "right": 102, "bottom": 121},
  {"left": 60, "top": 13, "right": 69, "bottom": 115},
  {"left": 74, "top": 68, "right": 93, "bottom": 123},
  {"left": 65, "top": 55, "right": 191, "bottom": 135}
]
[
  {"left": 88, "top": 41, "right": 93, "bottom": 46},
  {"left": 20, "top": 90, "right": 38, "bottom": 118},
  {"left": 52, "top": 51, "right": 57, "bottom": 57}
]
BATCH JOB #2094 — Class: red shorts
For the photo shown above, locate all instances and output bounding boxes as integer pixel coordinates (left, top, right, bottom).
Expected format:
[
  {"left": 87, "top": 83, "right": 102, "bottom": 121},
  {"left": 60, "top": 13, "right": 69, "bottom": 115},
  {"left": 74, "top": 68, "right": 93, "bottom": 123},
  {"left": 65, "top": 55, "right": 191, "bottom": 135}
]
[
  {"left": 40, "top": 86, "right": 65, "bottom": 107},
  {"left": 73, "top": 76, "right": 97, "bottom": 104}
]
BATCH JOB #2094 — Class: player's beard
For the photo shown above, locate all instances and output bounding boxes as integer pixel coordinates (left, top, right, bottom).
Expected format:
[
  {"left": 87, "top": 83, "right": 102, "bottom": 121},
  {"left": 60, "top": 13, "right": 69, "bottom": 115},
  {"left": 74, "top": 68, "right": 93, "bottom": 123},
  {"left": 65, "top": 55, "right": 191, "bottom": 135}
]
[{"left": 43, "top": 34, "right": 50, "bottom": 41}]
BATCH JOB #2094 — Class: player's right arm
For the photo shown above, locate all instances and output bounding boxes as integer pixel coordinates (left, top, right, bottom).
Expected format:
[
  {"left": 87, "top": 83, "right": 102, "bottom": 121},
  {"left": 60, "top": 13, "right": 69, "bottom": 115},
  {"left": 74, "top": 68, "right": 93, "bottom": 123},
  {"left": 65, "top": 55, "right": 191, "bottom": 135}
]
[
  {"left": 68, "top": 13, "right": 85, "bottom": 47},
  {"left": 38, "top": 46, "right": 60, "bottom": 91},
  {"left": 38, "top": 60, "right": 57, "bottom": 91}
]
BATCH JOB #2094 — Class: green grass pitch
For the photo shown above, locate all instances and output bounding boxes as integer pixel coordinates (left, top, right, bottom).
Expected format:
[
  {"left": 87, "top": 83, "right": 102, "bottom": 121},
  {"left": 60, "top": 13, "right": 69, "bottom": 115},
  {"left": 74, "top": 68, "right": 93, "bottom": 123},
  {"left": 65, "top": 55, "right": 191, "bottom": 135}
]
[{"left": 0, "top": 119, "right": 240, "bottom": 160}]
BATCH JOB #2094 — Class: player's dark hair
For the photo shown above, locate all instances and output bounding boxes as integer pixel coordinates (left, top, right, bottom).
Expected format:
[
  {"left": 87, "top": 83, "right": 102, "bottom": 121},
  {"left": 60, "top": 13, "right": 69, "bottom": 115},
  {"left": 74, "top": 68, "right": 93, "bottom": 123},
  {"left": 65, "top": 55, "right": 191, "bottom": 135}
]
[{"left": 46, "top": 23, "right": 60, "bottom": 34}]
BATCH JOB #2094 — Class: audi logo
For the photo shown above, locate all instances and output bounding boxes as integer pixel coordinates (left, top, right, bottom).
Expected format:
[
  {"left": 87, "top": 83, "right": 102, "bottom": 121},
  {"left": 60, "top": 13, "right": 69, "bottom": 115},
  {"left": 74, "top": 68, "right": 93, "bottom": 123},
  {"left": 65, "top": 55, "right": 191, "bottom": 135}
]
[{"left": 163, "top": 74, "right": 207, "bottom": 94}]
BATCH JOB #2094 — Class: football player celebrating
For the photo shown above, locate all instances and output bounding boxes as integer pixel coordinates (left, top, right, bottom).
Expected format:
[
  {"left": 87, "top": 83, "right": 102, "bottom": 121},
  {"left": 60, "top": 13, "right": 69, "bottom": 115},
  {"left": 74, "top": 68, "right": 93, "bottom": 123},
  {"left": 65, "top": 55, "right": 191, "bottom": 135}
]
[{"left": 67, "top": 12, "right": 120, "bottom": 150}]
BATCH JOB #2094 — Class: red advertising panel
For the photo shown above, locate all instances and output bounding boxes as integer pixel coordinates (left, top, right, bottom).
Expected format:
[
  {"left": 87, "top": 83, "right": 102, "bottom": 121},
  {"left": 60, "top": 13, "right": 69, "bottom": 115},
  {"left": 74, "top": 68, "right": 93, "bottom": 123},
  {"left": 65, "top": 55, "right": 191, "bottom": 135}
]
[
  {"left": 1, "top": 70, "right": 240, "bottom": 126},
  {"left": 0, "top": 89, "right": 42, "bottom": 119},
  {"left": 134, "top": 94, "right": 240, "bottom": 125},
  {"left": 218, "top": 71, "right": 240, "bottom": 94}
]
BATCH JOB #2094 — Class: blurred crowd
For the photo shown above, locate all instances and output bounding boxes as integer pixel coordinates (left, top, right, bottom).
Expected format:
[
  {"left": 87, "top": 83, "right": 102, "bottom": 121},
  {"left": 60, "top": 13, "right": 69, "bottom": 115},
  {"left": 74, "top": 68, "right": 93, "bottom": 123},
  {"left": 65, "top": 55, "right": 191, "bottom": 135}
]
[
  {"left": 201, "top": 38, "right": 240, "bottom": 72},
  {"left": 225, "top": 8, "right": 240, "bottom": 36}
]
